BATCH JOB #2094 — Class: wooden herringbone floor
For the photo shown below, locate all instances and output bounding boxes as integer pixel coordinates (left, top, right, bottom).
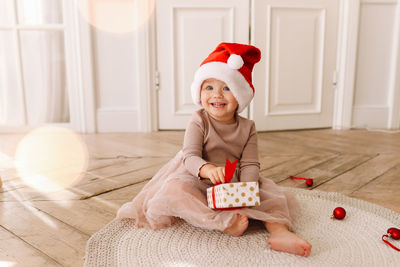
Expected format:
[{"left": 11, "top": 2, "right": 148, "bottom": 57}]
[{"left": 1, "top": 129, "right": 399, "bottom": 266}]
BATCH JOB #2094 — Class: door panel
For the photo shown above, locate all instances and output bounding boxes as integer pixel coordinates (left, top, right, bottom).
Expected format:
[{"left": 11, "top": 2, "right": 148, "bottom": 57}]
[
  {"left": 157, "top": 0, "right": 250, "bottom": 130},
  {"left": 251, "top": 0, "right": 339, "bottom": 130}
]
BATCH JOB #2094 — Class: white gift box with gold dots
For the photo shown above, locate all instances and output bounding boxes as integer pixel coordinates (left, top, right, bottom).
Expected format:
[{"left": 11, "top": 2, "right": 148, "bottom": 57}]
[{"left": 207, "top": 182, "right": 260, "bottom": 209}]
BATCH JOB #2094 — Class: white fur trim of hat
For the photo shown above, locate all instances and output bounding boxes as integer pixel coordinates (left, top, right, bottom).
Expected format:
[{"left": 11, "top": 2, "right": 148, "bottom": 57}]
[{"left": 190, "top": 60, "right": 253, "bottom": 114}]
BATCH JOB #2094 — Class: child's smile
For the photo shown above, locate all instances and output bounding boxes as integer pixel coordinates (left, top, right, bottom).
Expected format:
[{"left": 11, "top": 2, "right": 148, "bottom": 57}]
[
  {"left": 210, "top": 101, "right": 226, "bottom": 108},
  {"left": 200, "top": 78, "right": 238, "bottom": 123}
]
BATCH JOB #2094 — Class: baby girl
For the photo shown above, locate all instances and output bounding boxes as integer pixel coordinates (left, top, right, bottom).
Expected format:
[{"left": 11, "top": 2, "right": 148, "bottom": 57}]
[{"left": 117, "top": 42, "right": 312, "bottom": 257}]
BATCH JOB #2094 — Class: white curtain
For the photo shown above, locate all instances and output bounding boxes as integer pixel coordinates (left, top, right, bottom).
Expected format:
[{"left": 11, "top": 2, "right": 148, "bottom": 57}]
[
  {"left": 0, "top": 0, "right": 69, "bottom": 125},
  {"left": 19, "top": 0, "right": 69, "bottom": 124},
  {"left": 0, "top": 0, "right": 20, "bottom": 125}
]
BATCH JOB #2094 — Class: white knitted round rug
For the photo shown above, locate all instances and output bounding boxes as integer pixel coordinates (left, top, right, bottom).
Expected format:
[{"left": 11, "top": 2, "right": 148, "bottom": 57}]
[{"left": 84, "top": 188, "right": 400, "bottom": 266}]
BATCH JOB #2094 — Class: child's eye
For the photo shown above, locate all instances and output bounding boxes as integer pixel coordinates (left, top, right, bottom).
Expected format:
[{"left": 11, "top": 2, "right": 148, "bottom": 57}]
[
  {"left": 206, "top": 85, "right": 213, "bottom": 90},
  {"left": 223, "top": 86, "right": 230, "bottom": 91}
]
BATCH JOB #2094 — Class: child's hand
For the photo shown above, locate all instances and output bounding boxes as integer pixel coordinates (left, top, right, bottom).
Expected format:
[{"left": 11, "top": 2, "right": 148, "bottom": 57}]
[
  {"left": 199, "top": 164, "right": 225, "bottom": 184},
  {"left": 208, "top": 166, "right": 225, "bottom": 184}
]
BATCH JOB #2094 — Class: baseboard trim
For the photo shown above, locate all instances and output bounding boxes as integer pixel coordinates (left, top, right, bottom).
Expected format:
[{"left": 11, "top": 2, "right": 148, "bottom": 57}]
[{"left": 352, "top": 105, "right": 389, "bottom": 128}]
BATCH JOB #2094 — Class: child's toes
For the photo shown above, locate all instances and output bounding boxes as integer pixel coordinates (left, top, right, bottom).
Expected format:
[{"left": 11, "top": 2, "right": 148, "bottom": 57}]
[
  {"left": 301, "top": 241, "right": 312, "bottom": 257},
  {"left": 238, "top": 214, "right": 248, "bottom": 225},
  {"left": 236, "top": 215, "right": 249, "bottom": 234},
  {"left": 223, "top": 214, "right": 248, "bottom": 237}
]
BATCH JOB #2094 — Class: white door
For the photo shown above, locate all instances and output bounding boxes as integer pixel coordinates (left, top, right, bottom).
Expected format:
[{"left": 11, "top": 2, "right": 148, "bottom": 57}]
[
  {"left": 156, "top": 0, "right": 250, "bottom": 130},
  {"left": 251, "top": 0, "right": 339, "bottom": 130}
]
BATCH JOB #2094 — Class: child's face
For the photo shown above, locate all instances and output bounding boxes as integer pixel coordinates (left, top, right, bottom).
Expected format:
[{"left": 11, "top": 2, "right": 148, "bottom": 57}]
[{"left": 200, "top": 78, "right": 238, "bottom": 123}]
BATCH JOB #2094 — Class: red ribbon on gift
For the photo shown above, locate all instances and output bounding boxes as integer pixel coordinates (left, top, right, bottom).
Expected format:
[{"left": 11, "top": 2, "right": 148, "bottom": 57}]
[
  {"left": 224, "top": 158, "right": 238, "bottom": 183},
  {"left": 211, "top": 159, "right": 243, "bottom": 210}
]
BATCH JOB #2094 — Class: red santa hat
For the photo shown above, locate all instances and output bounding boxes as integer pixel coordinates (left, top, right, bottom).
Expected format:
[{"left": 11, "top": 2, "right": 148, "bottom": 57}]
[{"left": 191, "top": 42, "right": 261, "bottom": 113}]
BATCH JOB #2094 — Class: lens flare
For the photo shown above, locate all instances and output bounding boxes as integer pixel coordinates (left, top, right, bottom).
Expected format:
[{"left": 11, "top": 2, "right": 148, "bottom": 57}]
[
  {"left": 0, "top": 261, "right": 16, "bottom": 267},
  {"left": 14, "top": 126, "right": 88, "bottom": 192},
  {"left": 78, "top": 0, "right": 155, "bottom": 34}
]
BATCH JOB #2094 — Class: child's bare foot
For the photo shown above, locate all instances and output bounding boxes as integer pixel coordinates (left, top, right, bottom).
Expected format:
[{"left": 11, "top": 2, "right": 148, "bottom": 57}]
[
  {"left": 223, "top": 214, "right": 249, "bottom": 237},
  {"left": 265, "top": 222, "right": 312, "bottom": 257}
]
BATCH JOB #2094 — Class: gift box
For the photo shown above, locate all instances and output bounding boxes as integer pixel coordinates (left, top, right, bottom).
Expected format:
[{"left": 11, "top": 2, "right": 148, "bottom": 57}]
[
  {"left": 207, "top": 181, "right": 260, "bottom": 209},
  {"left": 206, "top": 158, "right": 260, "bottom": 209}
]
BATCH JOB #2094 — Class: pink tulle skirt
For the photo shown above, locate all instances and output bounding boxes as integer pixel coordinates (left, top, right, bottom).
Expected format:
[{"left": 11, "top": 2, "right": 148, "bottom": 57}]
[{"left": 117, "top": 151, "right": 299, "bottom": 231}]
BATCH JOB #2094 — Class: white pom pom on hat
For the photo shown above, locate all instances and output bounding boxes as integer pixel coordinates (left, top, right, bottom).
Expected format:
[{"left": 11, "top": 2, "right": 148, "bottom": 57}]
[
  {"left": 227, "top": 54, "right": 244, "bottom": 69},
  {"left": 190, "top": 42, "right": 261, "bottom": 113}
]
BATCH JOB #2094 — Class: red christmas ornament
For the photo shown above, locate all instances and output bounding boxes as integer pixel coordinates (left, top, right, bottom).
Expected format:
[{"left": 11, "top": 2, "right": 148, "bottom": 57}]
[
  {"left": 289, "top": 176, "right": 313, "bottom": 187},
  {"left": 382, "top": 227, "right": 400, "bottom": 251},
  {"left": 331, "top": 207, "right": 346, "bottom": 220},
  {"left": 387, "top": 227, "right": 400, "bottom": 240}
]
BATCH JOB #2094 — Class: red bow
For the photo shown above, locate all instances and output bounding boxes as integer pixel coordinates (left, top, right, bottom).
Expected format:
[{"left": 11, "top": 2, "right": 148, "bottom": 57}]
[
  {"left": 224, "top": 158, "right": 238, "bottom": 183},
  {"left": 211, "top": 159, "right": 240, "bottom": 210}
]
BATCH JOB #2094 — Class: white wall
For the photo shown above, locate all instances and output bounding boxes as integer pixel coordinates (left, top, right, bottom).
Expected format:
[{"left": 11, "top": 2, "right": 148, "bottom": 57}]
[
  {"left": 89, "top": 0, "right": 144, "bottom": 133},
  {"left": 92, "top": 29, "right": 141, "bottom": 132},
  {"left": 91, "top": 0, "right": 400, "bottom": 132},
  {"left": 352, "top": 0, "right": 400, "bottom": 129}
]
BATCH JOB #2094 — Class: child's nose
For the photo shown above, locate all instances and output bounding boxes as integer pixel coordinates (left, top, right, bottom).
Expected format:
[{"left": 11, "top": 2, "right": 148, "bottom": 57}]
[{"left": 212, "top": 88, "right": 223, "bottom": 97}]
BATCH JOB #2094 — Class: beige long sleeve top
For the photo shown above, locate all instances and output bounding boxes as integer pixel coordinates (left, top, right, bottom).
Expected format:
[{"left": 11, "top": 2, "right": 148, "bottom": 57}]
[{"left": 182, "top": 109, "right": 260, "bottom": 182}]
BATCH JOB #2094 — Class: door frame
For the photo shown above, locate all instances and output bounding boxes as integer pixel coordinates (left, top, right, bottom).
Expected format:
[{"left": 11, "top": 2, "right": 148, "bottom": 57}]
[
  {"left": 387, "top": 0, "right": 400, "bottom": 129},
  {"left": 135, "top": 0, "right": 158, "bottom": 132},
  {"left": 331, "top": 0, "right": 360, "bottom": 130},
  {"left": 138, "top": 0, "right": 398, "bottom": 131}
]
